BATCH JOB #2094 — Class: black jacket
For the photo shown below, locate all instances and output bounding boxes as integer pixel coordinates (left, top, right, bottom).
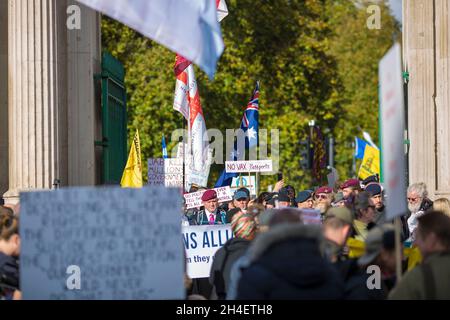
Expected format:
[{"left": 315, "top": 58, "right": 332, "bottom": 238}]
[
  {"left": 0, "top": 252, "right": 19, "bottom": 299},
  {"left": 236, "top": 224, "right": 344, "bottom": 299},
  {"left": 209, "top": 237, "right": 250, "bottom": 299}
]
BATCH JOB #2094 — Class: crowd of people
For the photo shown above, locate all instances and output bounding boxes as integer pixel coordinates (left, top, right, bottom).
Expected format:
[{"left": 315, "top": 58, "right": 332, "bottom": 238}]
[
  {"left": 1, "top": 175, "right": 450, "bottom": 300},
  {"left": 183, "top": 175, "right": 450, "bottom": 300}
]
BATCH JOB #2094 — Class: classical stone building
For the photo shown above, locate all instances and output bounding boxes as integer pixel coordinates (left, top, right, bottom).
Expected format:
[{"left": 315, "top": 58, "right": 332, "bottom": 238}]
[
  {"left": 0, "top": 0, "right": 103, "bottom": 204},
  {"left": 403, "top": 0, "right": 450, "bottom": 199}
]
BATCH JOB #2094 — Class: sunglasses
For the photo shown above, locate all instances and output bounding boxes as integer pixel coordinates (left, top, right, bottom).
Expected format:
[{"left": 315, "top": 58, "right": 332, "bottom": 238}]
[
  {"left": 315, "top": 194, "right": 329, "bottom": 200},
  {"left": 407, "top": 197, "right": 420, "bottom": 202}
]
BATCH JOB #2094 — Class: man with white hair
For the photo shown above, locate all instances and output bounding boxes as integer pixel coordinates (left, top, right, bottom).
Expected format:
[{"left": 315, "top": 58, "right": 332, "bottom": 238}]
[{"left": 406, "top": 182, "right": 433, "bottom": 242}]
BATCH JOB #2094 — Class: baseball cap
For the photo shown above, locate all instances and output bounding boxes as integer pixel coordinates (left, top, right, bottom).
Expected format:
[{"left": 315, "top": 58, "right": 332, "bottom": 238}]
[{"left": 325, "top": 207, "right": 353, "bottom": 225}]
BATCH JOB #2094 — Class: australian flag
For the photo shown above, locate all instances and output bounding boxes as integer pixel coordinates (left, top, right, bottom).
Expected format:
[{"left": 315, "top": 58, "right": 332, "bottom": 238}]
[{"left": 215, "top": 81, "right": 260, "bottom": 187}]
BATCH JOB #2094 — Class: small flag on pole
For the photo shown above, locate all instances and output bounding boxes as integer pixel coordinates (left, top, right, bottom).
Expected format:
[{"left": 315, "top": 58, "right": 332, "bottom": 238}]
[
  {"left": 162, "top": 135, "right": 168, "bottom": 159},
  {"left": 120, "top": 130, "right": 143, "bottom": 188}
]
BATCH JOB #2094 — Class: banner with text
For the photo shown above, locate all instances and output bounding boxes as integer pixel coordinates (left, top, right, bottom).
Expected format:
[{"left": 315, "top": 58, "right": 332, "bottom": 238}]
[
  {"left": 182, "top": 224, "right": 233, "bottom": 279},
  {"left": 225, "top": 160, "right": 273, "bottom": 173},
  {"left": 184, "top": 186, "right": 233, "bottom": 209}
]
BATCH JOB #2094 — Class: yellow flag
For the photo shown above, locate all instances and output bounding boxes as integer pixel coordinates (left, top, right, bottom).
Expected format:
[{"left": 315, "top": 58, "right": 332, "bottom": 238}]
[
  {"left": 120, "top": 130, "right": 143, "bottom": 188},
  {"left": 358, "top": 145, "right": 380, "bottom": 180}
]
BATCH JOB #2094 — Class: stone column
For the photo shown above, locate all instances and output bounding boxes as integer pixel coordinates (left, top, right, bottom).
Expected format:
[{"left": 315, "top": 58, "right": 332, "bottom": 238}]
[
  {"left": 4, "top": 0, "right": 68, "bottom": 204},
  {"left": 0, "top": 0, "right": 8, "bottom": 199},
  {"left": 67, "top": 1, "right": 102, "bottom": 186},
  {"left": 403, "top": 0, "right": 450, "bottom": 199}
]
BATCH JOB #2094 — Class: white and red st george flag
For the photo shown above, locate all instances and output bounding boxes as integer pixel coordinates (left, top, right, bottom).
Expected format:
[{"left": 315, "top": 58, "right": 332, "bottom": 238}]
[
  {"left": 173, "top": 58, "right": 208, "bottom": 172},
  {"left": 173, "top": 1, "right": 228, "bottom": 172}
]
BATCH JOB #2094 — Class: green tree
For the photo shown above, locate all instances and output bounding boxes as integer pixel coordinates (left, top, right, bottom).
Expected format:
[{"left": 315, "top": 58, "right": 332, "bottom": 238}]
[{"left": 101, "top": 0, "right": 400, "bottom": 190}]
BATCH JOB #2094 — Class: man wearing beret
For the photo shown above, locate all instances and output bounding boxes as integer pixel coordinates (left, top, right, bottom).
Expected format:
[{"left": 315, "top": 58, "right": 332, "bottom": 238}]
[
  {"left": 192, "top": 189, "right": 227, "bottom": 225},
  {"left": 314, "top": 186, "right": 334, "bottom": 214},
  {"left": 341, "top": 178, "right": 361, "bottom": 201}
]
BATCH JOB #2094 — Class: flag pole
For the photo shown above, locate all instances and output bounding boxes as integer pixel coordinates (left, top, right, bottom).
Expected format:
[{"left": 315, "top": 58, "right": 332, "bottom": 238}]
[
  {"left": 182, "top": 116, "right": 186, "bottom": 191},
  {"left": 395, "top": 217, "right": 403, "bottom": 281}
]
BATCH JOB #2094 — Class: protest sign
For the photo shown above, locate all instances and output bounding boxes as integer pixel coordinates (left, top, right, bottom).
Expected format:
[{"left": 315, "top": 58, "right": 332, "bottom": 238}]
[
  {"left": 379, "top": 43, "right": 407, "bottom": 219},
  {"left": 147, "top": 158, "right": 183, "bottom": 187},
  {"left": 225, "top": 160, "right": 273, "bottom": 173},
  {"left": 184, "top": 186, "right": 232, "bottom": 210},
  {"left": 20, "top": 187, "right": 184, "bottom": 300},
  {"left": 182, "top": 225, "right": 233, "bottom": 279},
  {"left": 231, "top": 176, "right": 256, "bottom": 196}
]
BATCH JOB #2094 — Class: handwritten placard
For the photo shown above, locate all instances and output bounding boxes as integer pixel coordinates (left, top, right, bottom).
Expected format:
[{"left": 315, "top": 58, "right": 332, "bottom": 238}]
[
  {"left": 184, "top": 187, "right": 232, "bottom": 209},
  {"left": 147, "top": 158, "right": 183, "bottom": 187},
  {"left": 20, "top": 187, "right": 184, "bottom": 300},
  {"left": 225, "top": 160, "right": 273, "bottom": 173}
]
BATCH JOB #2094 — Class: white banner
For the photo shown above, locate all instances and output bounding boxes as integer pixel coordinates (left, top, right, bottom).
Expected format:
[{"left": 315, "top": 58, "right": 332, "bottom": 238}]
[
  {"left": 184, "top": 186, "right": 232, "bottom": 209},
  {"left": 147, "top": 158, "right": 183, "bottom": 188},
  {"left": 379, "top": 43, "right": 407, "bottom": 220},
  {"left": 20, "top": 187, "right": 184, "bottom": 300},
  {"left": 182, "top": 224, "right": 233, "bottom": 279},
  {"left": 225, "top": 160, "right": 273, "bottom": 173}
]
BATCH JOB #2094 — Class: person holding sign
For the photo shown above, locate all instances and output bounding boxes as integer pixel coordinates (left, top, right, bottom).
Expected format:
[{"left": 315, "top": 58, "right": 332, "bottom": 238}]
[{"left": 192, "top": 190, "right": 227, "bottom": 225}]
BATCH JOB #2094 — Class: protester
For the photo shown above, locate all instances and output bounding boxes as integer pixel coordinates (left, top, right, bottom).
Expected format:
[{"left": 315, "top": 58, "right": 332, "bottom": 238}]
[
  {"left": 265, "top": 193, "right": 278, "bottom": 209},
  {"left": 296, "top": 190, "right": 314, "bottom": 209},
  {"left": 357, "top": 225, "right": 398, "bottom": 298},
  {"left": 284, "top": 185, "right": 297, "bottom": 207},
  {"left": 209, "top": 212, "right": 257, "bottom": 299},
  {"left": 233, "top": 188, "right": 250, "bottom": 213},
  {"left": 0, "top": 212, "right": 20, "bottom": 300},
  {"left": 256, "top": 192, "right": 271, "bottom": 206},
  {"left": 323, "top": 207, "right": 384, "bottom": 300},
  {"left": 341, "top": 179, "right": 361, "bottom": 201},
  {"left": 234, "top": 223, "right": 344, "bottom": 299},
  {"left": 314, "top": 186, "right": 333, "bottom": 214},
  {"left": 389, "top": 211, "right": 450, "bottom": 299},
  {"left": 406, "top": 182, "right": 433, "bottom": 242},
  {"left": 192, "top": 189, "right": 227, "bottom": 225},
  {"left": 277, "top": 190, "right": 291, "bottom": 208},
  {"left": 323, "top": 207, "right": 354, "bottom": 263},
  {"left": 365, "top": 183, "right": 386, "bottom": 224},
  {"left": 352, "top": 192, "right": 377, "bottom": 241},
  {"left": 331, "top": 192, "right": 346, "bottom": 208},
  {"left": 432, "top": 198, "right": 450, "bottom": 217}
]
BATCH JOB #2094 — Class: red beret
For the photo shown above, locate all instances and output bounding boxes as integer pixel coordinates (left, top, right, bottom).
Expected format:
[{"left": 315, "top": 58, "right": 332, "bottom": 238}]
[
  {"left": 341, "top": 179, "right": 360, "bottom": 189},
  {"left": 316, "top": 186, "right": 333, "bottom": 194},
  {"left": 201, "top": 189, "right": 217, "bottom": 202}
]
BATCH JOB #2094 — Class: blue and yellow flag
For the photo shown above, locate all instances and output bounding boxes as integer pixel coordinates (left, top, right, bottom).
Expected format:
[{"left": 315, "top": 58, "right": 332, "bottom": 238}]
[
  {"left": 358, "top": 145, "right": 380, "bottom": 180},
  {"left": 120, "top": 130, "right": 143, "bottom": 188}
]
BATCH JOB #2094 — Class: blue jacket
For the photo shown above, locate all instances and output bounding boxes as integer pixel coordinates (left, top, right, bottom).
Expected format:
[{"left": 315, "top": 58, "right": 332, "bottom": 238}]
[{"left": 191, "top": 209, "right": 227, "bottom": 225}]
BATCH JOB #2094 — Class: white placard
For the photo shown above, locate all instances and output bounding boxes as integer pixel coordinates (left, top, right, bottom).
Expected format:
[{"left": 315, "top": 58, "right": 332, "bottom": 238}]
[
  {"left": 379, "top": 43, "right": 407, "bottom": 219},
  {"left": 20, "top": 187, "right": 184, "bottom": 300},
  {"left": 225, "top": 160, "right": 273, "bottom": 173},
  {"left": 147, "top": 158, "right": 183, "bottom": 187},
  {"left": 230, "top": 176, "right": 256, "bottom": 196},
  {"left": 184, "top": 186, "right": 233, "bottom": 209},
  {"left": 182, "top": 225, "right": 233, "bottom": 279}
]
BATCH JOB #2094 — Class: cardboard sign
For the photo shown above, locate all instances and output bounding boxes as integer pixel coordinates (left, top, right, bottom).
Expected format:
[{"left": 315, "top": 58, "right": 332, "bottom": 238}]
[
  {"left": 225, "top": 160, "right": 273, "bottom": 173},
  {"left": 20, "top": 187, "right": 184, "bottom": 300},
  {"left": 184, "top": 186, "right": 232, "bottom": 209},
  {"left": 230, "top": 176, "right": 256, "bottom": 196},
  {"left": 182, "top": 225, "right": 233, "bottom": 279},
  {"left": 147, "top": 158, "right": 183, "bottom": 187}
]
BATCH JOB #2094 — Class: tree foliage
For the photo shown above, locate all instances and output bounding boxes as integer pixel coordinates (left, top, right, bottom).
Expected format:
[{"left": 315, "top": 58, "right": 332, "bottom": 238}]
[{"left": 101, "top": 0, "right": 400, "bottom": 190}]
